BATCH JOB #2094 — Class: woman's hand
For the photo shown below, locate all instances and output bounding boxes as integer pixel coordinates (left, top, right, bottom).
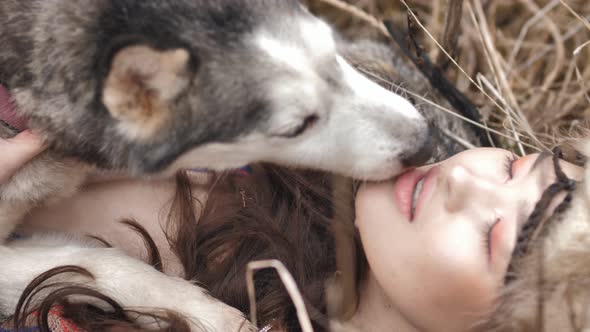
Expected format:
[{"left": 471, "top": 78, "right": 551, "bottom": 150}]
[{"left": 0, "top": 131, "right": 46, "bottom": 184}]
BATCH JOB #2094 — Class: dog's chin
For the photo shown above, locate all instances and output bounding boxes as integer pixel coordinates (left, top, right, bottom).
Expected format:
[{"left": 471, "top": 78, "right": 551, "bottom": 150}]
[
  {"left": 336, "top": 161, "right": 407, "bottom": 182},
  {"left": 266, "top": 151, "right": 408, "bottom": 181},
  {"left": 125, "top": 130, "right": 429, "bottom": 181},
  {"left": 140, "top": 153, "right": 407, "bottom": 182},
  {"left": 139, "top": 149, "right": 252, "bottom": 178}
]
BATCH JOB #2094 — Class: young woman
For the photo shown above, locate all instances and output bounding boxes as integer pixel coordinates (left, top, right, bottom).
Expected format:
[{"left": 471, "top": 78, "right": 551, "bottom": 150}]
[
  {"left": 351, "top": 147, "right": 582, "bottom": 331},
  {"left": 1, "top": 126, "right": 585, "bottom": 332}
]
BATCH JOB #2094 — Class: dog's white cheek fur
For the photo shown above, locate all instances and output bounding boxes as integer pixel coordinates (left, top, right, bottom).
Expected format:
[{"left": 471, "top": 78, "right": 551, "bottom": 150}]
[
  {"left": 236, "top": 17, "right": 427, "bottom": 180},
  {"left": 161, "top": 57, "right": 427, "bottom": 180},
  {"left": 0, "top": 236, "right": 256, "bottom": 332}
]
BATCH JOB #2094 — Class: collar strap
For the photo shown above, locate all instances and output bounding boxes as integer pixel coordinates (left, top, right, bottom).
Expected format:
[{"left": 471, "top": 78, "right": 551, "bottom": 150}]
[{"left": 0, "top": 84, "right": 28, "bottom": 132}]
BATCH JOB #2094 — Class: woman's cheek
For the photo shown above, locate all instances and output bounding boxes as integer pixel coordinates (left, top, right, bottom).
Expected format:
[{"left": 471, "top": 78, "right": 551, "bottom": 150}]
[
  {"left": 432, "top": 222, "right": 481, "bottom": 266},
  {"left": 427, "top": 224, "right": 491, "bottom": 283},
  {"left": 427, "top": 233, "right": 497, "bottom": 315},
  {"left": 355, "top": 183, "right": 410, "bottom": 253}
]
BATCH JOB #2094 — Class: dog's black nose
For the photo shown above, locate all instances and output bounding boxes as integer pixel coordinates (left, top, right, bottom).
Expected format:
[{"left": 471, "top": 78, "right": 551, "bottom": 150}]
[{"left": 402, "top": 127, "right": 434, "bottom": 168}]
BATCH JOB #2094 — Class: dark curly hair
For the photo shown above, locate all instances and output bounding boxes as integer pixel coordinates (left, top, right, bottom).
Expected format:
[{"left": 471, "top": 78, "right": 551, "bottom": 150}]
[{"left": 6, "top": 164, "right": 365, "bottom": 332}]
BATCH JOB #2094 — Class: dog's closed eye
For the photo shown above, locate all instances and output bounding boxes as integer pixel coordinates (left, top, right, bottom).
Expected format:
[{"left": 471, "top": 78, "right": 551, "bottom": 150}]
[{"left": 277, "top": 114, "right": 319, "bottom": 138}]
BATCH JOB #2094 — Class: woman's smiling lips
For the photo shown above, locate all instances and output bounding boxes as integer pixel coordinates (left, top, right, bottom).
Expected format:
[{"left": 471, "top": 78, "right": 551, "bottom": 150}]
[{"left": 394, "top": 166, "right": 440, "bottom": 222}]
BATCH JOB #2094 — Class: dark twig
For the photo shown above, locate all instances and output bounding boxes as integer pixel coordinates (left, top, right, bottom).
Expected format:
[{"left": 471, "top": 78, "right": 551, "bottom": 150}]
[
  {"left": 384, "top": 18, "right": 494, "bottom": 147},
  {"left": 436, "top": 0, "right": 464, "bottom": 70}
]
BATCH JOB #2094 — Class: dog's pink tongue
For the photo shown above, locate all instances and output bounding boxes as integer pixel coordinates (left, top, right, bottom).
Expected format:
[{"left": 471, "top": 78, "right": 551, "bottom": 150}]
[{"left": 0, "top": 84, "right": 27, "bottom": 132}]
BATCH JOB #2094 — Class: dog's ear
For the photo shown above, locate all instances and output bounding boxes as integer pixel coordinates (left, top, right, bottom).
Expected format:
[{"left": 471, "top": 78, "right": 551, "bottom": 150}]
[{"left": 102, "top": 45, "right": 191, "bottom": 140}]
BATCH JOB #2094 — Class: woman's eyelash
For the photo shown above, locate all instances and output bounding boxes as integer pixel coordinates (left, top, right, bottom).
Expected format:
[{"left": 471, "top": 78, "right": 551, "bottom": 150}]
[
  {"left": 504, "top": 154, "right": 518, "bottom": 179},
  {"left": 483, "top": 218, "right": 501, "bottom": 260}
]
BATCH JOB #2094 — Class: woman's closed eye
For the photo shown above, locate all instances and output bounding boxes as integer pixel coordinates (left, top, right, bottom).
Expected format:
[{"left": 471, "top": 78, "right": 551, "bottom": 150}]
[
  {"left": 482, "top": 217, "right": 502, "bottom": 261},
  {"left": 504, "top": 154, "right": 518, "bottom": 180}
]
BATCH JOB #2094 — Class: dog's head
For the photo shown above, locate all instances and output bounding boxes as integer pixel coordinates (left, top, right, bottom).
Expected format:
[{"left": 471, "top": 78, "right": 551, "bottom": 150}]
[{"left": 97, "top": 0, "right": 430, "bottom": 180}]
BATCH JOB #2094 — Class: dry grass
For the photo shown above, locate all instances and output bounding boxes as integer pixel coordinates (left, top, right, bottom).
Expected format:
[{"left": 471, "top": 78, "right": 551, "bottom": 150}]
[{"left": 307, "top": 0, "right": 590, "bottom": 154}]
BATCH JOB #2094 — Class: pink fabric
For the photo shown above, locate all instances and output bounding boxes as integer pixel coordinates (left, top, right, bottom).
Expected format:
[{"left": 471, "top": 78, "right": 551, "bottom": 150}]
[
  {"left": 1, "top": 305, "right": 83, "bottom": 332},
  {"left": 0, "top": 84, "right": 27, "bottom": 132}
]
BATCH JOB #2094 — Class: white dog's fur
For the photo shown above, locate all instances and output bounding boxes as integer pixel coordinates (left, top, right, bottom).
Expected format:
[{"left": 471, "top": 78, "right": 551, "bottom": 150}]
[{"left": 0, "top": 235, "right": 254, "bottom": 331}]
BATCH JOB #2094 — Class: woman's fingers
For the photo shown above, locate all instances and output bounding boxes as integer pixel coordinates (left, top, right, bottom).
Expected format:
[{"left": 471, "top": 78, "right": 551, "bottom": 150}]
[{"left": 0, "top": 131, "right": 46, "bottom": 184}]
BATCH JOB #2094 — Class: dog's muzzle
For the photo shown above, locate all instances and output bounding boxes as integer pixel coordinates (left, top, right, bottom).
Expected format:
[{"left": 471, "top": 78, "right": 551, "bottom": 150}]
[{"left": 401, "top": 125, "right": 434, "bottom": 168}]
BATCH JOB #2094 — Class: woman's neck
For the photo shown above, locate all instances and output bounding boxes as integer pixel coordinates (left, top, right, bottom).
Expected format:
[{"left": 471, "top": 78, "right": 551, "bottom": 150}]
[{"left": 346, "top": 273, "right": 420, "bottom": 332}]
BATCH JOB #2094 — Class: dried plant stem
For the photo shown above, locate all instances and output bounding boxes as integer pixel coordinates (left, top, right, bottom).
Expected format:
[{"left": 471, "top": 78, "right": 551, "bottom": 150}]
[
  {"left": 560, "top": 0, "right": 590, "bottom": 31},
  {"left": 429, "top": 0, "right": 443, "bottom": 60},
  {"left": 515, "top": 17, "right": 590, "bottom": 73},
  {"left": 508, "top": 0, "right": 560, "bottom": 71},
  {"left": 468, "top": 0, "right": 547, "bottom": 153},
  {"left": 441, "top": 127, "right": 477, "bottom": 149},
  {"left": 359, "top": 67, "right": 543, "bottom": 151},
  {"left": 519, "top": 0, "right": 566, "bottom": 93},
  {"left": 573, "top": 41, "right": 590, "bottom": 107},
  {"left": 316, "top": 0, "right": 388, "bottom": 36},
  {"left": 436, "top": 0, "right": 464, "bottom": 68},
  {"left": 470, "top": 0, "right": 525, "bottom": 155},
  {"left": 400, "top": 0, "right": 548, "bottom": 152},
  {"left": 246, "top": 260, "right": 313, "bottom": 332},
  {"left": 398, "top": 2, "right": 507, "bottom": 122},
  {"left": 312, "top": 0, "right": 589, "bottom": 151}
]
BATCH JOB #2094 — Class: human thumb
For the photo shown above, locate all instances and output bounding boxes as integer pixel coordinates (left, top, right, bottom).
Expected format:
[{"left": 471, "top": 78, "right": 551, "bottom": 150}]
[{"left": 0, "top": 130, "right": 46, "bottom": 184}]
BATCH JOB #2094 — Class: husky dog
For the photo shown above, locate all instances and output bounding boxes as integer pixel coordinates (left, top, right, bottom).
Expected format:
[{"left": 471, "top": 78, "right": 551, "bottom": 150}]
[{"left": 0, "top": 0, "right": 433, "bottom": 241}]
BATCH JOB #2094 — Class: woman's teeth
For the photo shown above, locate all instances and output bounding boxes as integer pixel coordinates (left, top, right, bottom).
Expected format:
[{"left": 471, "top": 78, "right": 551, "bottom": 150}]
[{"left": 411, "top": 177, "right": 425, "bottom": 219}]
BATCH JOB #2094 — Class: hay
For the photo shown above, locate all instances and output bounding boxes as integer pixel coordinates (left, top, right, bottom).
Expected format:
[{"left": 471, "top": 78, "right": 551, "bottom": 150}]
[{"left": 307, "top": 0, "right": 590, "bottom": 154}]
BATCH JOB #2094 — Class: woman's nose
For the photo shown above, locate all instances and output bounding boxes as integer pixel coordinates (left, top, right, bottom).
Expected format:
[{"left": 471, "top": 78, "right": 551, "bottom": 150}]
[{"left": 445, "top": 166, "right": 500, "bottom": 213}]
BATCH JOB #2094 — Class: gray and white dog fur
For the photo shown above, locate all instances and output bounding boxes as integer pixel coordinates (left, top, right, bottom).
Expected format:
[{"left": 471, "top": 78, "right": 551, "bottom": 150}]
[
  {"left": 0, "top": 0, "right": 477, "bottom": 330},
  {"left": 0, "top": 0, "right": 433, "bottom": 237}
]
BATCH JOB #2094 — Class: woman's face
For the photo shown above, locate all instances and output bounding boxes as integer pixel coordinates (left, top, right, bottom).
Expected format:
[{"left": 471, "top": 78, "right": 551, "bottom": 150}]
[{"left": 355, "top": 148, "right": 583, "bottom": 331}]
